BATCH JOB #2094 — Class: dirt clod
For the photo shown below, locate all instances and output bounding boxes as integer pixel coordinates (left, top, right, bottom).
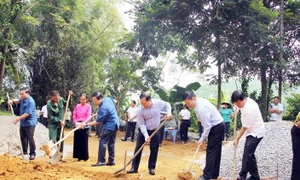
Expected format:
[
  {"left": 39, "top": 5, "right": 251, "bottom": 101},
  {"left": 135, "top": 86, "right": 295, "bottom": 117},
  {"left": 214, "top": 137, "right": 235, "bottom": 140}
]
[{"left": 177, "top": 171, "right": 193, "bottom": 180}]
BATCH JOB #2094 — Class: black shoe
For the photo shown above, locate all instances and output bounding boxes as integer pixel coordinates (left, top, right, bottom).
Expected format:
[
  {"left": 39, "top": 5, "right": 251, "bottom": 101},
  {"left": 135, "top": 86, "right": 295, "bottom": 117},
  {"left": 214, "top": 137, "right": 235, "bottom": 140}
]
[
  {"left": 131, "top": 139, "right": 134, "bottom": 142},
  {"left": 198, "top": 175, "right": 209, "bottom": 180},
  {"left": 91, "top": 162, "right": 106, "bottom": 167},
  {"left": 127, "top": 168, "right": 138, "bottom": 173},
  {"left": 106, "top": 162, "right": 115, "bottom": 166},
  {"left": 121, "top": 138, "right": 127, "bottom": 141},
  {"left": 246, "top": 176, "right": 260, "bottom": 180},
  {"left": 159, "top": 143, "right": 162, "bottom": 147},
  {"left": 29, "top": 154, "right": 35, "bottom": 160},
  {"left": 149, "top": 169, "right": 155, "bottom": 175}
]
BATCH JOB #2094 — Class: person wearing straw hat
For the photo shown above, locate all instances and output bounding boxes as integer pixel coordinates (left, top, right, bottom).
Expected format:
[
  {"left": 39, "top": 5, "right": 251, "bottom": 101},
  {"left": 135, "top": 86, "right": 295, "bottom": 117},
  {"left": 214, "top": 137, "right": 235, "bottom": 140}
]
[
  {"left": 8, "top": 87, "right": 38, "bottom": 160},
  {"left": 219, "top": 102, "right": 233, "bottom": 141},
  {"left": 47, "top": 90, "right": 73, "bottom": 162},
  {"left": 183, "top": 91, "right": 225, "bottom": 180},
  {"left": 231, "top": 90, "right": 264, "bottom": 180}
]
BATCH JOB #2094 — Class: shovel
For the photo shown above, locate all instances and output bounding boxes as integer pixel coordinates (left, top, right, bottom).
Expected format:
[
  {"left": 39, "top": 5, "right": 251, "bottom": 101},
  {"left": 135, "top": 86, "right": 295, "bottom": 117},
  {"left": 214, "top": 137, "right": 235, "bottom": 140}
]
[
  {"left": 6, "top": 93, "right": 29, "bottom": 162},
  {"left": 179, "top": 143, "right": 201, "bottom": 177},
  {"left": 114, "top": 111, "right": 168, "bottom": 175},
  {"left": 233, "top": 111, "right": 238, "bottom": 179},
  {"left": 47, "top": 113, "right": 97, "bottom": 164},
  {"left": 49, "top": 93, "right": 71, "bottom": 164}
]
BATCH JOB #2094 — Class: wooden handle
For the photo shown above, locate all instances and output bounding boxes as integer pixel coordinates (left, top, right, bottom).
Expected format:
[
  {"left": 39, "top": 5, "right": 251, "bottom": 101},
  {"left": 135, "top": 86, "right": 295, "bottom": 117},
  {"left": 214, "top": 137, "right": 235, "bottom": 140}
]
[{"left": 57, "top": 93, "right": 71, "bottom": 150}]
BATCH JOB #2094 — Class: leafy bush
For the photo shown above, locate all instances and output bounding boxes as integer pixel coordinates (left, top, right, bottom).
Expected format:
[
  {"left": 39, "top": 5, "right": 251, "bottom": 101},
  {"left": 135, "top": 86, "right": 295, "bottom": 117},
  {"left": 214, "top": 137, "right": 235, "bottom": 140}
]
[{"left": 282, "top": 94, "right": 300, "bottom": 121}]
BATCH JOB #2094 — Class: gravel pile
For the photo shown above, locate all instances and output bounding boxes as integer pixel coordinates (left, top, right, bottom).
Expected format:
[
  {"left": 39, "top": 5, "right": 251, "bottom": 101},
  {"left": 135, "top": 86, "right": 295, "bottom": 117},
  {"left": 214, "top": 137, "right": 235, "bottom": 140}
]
[
  {"left": 196, "top": 121, "right": 294, "bottom": 179},
  {"left": 0, "top": 116, "right": 49, "bottom": 157}
]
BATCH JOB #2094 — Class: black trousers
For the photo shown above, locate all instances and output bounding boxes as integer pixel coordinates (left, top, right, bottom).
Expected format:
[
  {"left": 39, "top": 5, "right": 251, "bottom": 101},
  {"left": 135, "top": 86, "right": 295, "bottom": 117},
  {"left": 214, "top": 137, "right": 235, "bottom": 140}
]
[
  {"left": 291, "top": 125, "right": 300, "bottom": 180},
  {"left": 42, "top": 117, "right": 48, "bottom": 128},
  {"left": 124, "top": 122, "right": 137, "bottom": 141},
  {"left": 20, "top": 125, "right": 36, "bottom": 155},
  {"left": 224, "top": 122, "right": 230, "bottom": 140},
  {"left": 203, "top": 122, "right": 225, "bottom": 179},
  {"left": 73, "top": 127, "right": 89, "bottom": 161},
  {"left": 98, "top": 126, "right": 117, "bottom": 163},
  {"left": 239, "top": 136, "right": 262, "bottom": 179},
  {"left": 180, "top": 120, "right": 190, "bottom": 142},
  {"left": 158, "top": 123, "right": 164, "bottom": 144},
  {"left": 131, "top": 129, "right": 159, "bottom": 170},
  {"left": 198, "top": 121, "right": 203, "bottom": 137},
  {"left": 96, "top": 123, "right": 103, "bottom": 137}
]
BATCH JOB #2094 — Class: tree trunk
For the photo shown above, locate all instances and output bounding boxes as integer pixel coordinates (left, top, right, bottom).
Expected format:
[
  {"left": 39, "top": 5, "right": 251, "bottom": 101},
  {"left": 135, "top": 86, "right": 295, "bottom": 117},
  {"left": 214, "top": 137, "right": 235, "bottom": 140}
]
[
  {"left": 216, "top": 32, "right": 222, "bottom": 108},
  {"left": 260, "top": 65, "right": 268, "bottom": 122},
  {"left": 0, "top": 29, "right": 11, "bottom": 102},
  {"left": 278, "top": 0, "right": 284, "bottom": 100}
]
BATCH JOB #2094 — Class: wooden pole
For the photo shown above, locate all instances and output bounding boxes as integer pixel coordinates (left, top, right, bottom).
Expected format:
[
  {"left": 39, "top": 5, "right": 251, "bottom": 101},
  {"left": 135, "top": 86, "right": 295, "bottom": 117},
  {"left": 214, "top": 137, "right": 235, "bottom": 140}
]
[{"left": 233, "top": 111, "right": 237, "bottom": 179}]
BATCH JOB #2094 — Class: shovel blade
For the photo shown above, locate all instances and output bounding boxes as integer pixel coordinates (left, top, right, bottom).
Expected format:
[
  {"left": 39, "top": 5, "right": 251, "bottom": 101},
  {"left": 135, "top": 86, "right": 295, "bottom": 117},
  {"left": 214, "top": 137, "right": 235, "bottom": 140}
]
[
  {"left": 50, "top": 150, "right": 62, "bottom": 164},
  {"left": 114, "top": 167, "right": 125, "bottom": 175}
]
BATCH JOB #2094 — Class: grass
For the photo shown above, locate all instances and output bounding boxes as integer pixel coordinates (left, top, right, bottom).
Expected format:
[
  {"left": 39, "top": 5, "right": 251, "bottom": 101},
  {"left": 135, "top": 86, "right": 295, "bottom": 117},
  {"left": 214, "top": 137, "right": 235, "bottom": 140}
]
[{"left": 0, "top": 109, "right": 11, "bottom": 116}]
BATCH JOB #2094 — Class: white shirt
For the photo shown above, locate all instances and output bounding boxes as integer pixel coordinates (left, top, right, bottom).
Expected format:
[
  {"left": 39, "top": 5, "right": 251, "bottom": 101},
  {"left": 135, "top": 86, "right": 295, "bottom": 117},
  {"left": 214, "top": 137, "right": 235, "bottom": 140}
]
[
  {"left": 36, "top": 110, "right": 41, "bottom": 118},
  {"left": 127, "top": 106, "right": 139, "bottom": 122},
  {"left": 41, "top": 105, "right": 48, "bottom": 118},
  {"left": 180, "top": 109, "right": 191, "bottom": 120},
  {"left": 269, "top": 103, "right": 283, "bottom": 121},
  {"left": 240, "top": 98, "right": 265, "bottom": 138},
  {"left": 194, "top": 98, "right": 223, "bottom": 143}
]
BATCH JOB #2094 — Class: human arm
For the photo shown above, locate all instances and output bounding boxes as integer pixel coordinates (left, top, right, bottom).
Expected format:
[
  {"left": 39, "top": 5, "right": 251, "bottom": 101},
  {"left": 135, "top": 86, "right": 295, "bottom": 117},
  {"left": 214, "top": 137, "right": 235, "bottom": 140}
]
[
  {"left": 13, "top": 113, "right": 30, "bottom": 124},
  {"left": 7, "top": 99, "right": 20, "bottom": 105},
  {"left": 233, "top": 126, "right": 247, "bottom": 147},
  {"left": 196, "top": 106, "right": 212, "bottom": 143}
]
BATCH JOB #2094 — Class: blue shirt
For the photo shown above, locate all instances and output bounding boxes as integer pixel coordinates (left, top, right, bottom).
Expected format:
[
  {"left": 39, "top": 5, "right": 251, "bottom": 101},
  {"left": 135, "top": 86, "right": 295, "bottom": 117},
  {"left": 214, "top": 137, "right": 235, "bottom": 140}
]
[
  {"left": 96, "top": 97, "right": 120, "bottom": 131},
  {"left": 137, "top": 99, "right": 172, "bottom": 139},
  {"left": 194, "top": 98, "right": 223, "bottom": 142},
  {"left": 220, "top": 108, "right": 233, "bottom": 123},
  {"left": 19, "top": 96, "right": 38, "bottom": 127}
]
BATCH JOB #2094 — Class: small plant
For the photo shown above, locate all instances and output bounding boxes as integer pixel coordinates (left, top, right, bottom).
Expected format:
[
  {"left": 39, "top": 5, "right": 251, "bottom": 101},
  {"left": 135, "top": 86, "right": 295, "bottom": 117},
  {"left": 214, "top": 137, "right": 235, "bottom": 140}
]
[{"left": 282, "top": 94, "right": 300, "bottom": 121}]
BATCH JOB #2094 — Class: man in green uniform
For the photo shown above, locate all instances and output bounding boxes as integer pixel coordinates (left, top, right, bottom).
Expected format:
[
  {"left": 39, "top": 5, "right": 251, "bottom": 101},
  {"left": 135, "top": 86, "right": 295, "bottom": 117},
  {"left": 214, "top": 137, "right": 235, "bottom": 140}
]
[{"left": 47, "top": 90, "right": 72, "bottom": 161}]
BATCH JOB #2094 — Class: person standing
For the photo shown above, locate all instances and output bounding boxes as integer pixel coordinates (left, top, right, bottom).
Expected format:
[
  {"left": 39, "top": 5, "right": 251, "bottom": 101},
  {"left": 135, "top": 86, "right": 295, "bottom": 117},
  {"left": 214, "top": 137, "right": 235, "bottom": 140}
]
[
  {"left": 219, "top": 102, "right": 233, "bottom": 141},
  {"left": 268, "top": 96, "right": 283, "bottom": 122},
  {"left": 122, "top": 100, "right": 138, "bottom": 142},
  {"left": 41, "top": 100, "right": 49, "bottom": 128},
  {"left": 65, "top": 108, "right": 72, "bottom": 129},
  {"left": 36, "top": 107, "right": 41, "bottom": 123},
  {"left": 127, "top": 92, "right": 172, "bottom": 176},
  {"left": 179, "top": 105, "right": 191, "bottom": 144},
  {"left": 291, "top": 112, "right": 300, "bottom": 180},
  {"left": 83, "top": 92, "right": 119, "bottom": 166},
  {"left": 72, "top": 94, "right": 92, "bottom": 161},
  {"left": 8, "top": 87, "right": 38, "bottom": 160},
  {"left": 231, "top": 90, "right": 265, "bottom": 180},
  {"left": 47, "top": 90, "right": 72, "bottom": 161},
  {"left": 183, "top": 91, "right": 225, "bottom": 180}
]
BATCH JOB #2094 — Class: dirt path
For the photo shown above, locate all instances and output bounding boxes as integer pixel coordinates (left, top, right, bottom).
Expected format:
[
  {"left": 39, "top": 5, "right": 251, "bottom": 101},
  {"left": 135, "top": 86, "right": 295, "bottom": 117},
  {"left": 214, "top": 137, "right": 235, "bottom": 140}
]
[{"left": 0, "top": 116, "right": 206, "bottom": 180}]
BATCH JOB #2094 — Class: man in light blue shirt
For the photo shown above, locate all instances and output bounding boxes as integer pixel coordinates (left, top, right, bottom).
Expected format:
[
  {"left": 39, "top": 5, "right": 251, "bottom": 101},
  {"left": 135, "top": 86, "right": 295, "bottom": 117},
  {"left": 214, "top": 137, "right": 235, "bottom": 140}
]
[
  {"left": 183, "top": 91, "right": 225, "bottom": 180},
  {"left": 127, "top": 92, "right": 172, "bottom": 176}
]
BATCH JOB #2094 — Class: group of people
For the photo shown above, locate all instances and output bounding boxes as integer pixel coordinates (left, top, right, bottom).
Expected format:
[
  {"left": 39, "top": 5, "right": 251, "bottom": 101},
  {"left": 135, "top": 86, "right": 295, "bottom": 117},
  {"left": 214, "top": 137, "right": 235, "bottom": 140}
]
[{"left": 7, "top": 87, "right": 299, "bottom": 180}]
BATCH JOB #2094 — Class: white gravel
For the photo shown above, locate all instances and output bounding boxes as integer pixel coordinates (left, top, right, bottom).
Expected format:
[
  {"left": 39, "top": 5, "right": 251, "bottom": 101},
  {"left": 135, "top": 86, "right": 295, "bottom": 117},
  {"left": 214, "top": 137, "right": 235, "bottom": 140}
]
[
  {"left": 0, "top": 116, "right": 49, "bottom": 157},
  {"left": 195, "top": 121, "right": 293, "bottom": 180}
]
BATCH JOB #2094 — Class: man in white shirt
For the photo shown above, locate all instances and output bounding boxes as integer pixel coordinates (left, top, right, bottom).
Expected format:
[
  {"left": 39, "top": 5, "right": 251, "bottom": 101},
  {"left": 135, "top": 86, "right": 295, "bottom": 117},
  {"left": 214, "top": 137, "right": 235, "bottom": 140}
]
[
  {"left": 268, "top": 96, "right": 283, "bottom": 122},
  {"left": 231, "top": 90, "right": 265, "bottom": 180},
  {"left": 183, "top": 91, "right": 225, "bottom": 180},
  {"left": 179, "top": 105, "right": 191, "bottom": 143},
  {"left": 41, "top": 100, "right": 49, "bottom": 128},
  {"left": 122, "top": 100, "right": 139, "bottom": 142}
]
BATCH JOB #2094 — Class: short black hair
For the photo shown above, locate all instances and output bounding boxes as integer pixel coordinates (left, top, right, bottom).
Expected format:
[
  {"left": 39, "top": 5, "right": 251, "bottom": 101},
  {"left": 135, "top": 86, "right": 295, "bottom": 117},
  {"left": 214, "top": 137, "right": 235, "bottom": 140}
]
[
  {"left": 274, "top": 96, "right": 280, "bottom": 100},
  {"left": 91, "top": 91, "right": 103, "bottom": 100},
  {"left": 132, "top": 100, "right": 136, "bottom": 104},
  {"left": 231, "top": 90, "right": 246, "bottom": 103},
  {"left": 140, "top": 92, "right": 151, "bottom": 101},
  {"left": 182, "top": 91, "right": 196, "bottom": 101},
  {"left": 20, "top": 87, "right": 30, "bottom": 94},
  {"left": 50, "top": 90, "right": 59, "bottom": 96}
]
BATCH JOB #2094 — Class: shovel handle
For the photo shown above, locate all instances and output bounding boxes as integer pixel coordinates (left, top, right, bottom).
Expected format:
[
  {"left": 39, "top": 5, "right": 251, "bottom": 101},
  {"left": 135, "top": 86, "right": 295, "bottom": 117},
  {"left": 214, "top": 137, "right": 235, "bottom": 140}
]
[
  {"left": 188, "top": 143, "right": 201, "bottom": 171},
  {"left": 114, "top": 117, "right": 169, "bottom": 175},
  {"left": 57, "top": 93, "right": 71, "bottom": 150},
  {"left": 51, "top": 113, "right": 97, "bottom": 148}
]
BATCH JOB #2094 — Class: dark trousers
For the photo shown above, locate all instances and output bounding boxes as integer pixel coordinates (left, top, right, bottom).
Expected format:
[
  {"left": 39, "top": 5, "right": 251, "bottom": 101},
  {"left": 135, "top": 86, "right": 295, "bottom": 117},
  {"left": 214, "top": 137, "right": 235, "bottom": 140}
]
[
  {"left": 124, "top": 122, "right": 137, "bottom": 140},
  {"left": 198, "top": 121, "right": 203, "bottom": 137},
  {"left": 73, "top": 127, "right": 89, "bottom": 161},
  {"left": 42, "top": 117, "right": 48, "bottom": 128},
  {"left": 131, "top": 129, "right": 159, "bottom": 170},
  {"left": 49, "top": 123, "right": 64, "bottom": 153},
  {"left": 203, "top": 122, "right": 225, "bottom": 179},
  {"left": 20, "top": 125, "right": 36, "bottom": 155},
  {"left": 291, "top": 125, "right": 300, "bottom": 180},
  {"left": 96, "top": 123, "right": 103, "bottom": 137},
  {"left": 224, "top": 122, "right": 230, "bottom": 140},
  {"left": 239, "top": 136, "right": 262, "bottom": 179},
  {"left": 98, "top": 126, "right": 117, "bottom": 163},
  {"left": 180, "top": 120, "right": 190, "bottom": 142},
  {"left": 158, "top": 123, "right": 164, "bottom": 144}
]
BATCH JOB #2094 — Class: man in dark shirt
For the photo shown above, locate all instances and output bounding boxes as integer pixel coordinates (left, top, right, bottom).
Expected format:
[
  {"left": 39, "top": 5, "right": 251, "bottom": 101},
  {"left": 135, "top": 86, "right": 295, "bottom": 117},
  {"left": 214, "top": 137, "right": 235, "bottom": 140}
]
[
  {"left": 8, "top": 87, "right": 38, "bottom": 160},
  {"left": 83, "top": 92, "right": 120, "bottom": 167}
]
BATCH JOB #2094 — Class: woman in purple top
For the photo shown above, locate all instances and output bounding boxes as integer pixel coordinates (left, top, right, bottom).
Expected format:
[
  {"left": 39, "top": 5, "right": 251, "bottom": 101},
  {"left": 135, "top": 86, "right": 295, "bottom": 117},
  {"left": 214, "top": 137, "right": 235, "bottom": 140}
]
[{"left": 72, "top": 94, "right": 92, "bottom": 161}]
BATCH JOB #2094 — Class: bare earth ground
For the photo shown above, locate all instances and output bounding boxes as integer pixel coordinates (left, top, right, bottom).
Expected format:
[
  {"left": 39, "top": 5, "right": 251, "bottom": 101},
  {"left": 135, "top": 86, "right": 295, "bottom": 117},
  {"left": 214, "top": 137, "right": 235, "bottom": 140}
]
[{"left": 0, "top": 116, "right": 207, "bottom": 180}]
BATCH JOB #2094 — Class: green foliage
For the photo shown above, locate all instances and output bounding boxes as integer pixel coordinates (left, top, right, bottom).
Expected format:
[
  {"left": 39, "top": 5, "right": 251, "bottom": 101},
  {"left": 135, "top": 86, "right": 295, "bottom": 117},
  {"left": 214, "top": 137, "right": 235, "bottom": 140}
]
[{"left": 283, "top": 94, "right": 300, "bottom": 121}]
